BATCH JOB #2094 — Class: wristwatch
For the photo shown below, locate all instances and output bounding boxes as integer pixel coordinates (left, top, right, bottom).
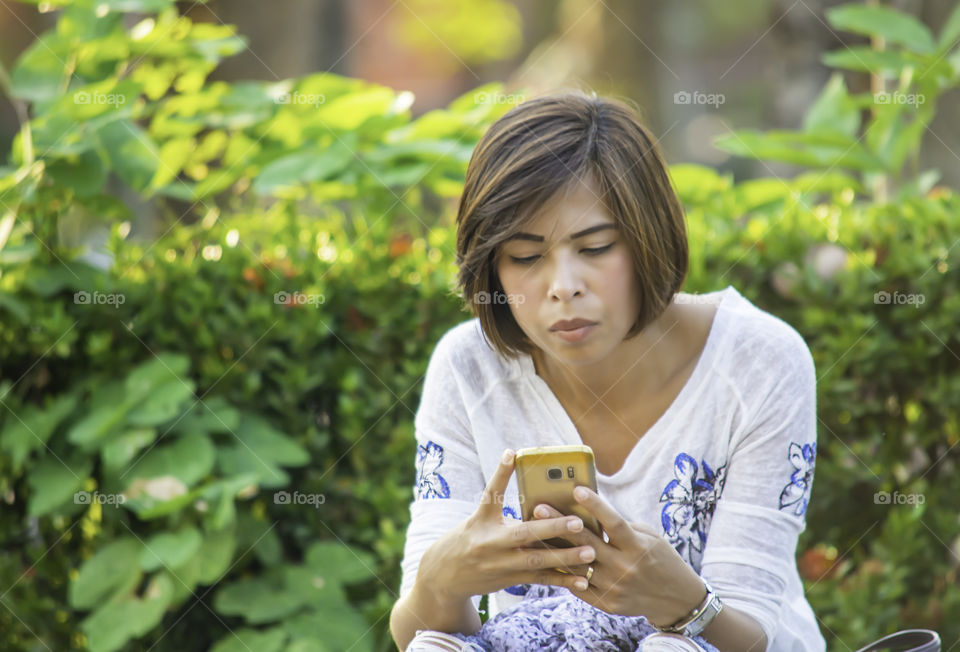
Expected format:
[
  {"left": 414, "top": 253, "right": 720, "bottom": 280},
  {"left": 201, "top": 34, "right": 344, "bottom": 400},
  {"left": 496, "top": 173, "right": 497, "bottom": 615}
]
[{"left": 655, "top": 578, "right": 724, "bottom": 638}]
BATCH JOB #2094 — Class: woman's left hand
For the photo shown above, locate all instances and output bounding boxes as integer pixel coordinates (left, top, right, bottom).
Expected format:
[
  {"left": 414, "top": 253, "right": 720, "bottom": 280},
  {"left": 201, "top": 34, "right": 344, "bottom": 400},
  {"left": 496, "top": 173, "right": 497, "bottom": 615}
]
[{"left": 532, "top": 486, "right": 706, "bottom": 627}]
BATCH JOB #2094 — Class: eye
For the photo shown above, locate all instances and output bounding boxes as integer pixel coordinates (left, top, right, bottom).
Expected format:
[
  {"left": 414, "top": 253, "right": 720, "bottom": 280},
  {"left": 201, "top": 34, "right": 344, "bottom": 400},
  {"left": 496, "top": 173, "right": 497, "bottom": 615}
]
[
  {"left": 509, "top": 244, "right": 614, "bottom": 265},
  {"left": 583, "top": 244, "right": 614, "bottom": 256}
]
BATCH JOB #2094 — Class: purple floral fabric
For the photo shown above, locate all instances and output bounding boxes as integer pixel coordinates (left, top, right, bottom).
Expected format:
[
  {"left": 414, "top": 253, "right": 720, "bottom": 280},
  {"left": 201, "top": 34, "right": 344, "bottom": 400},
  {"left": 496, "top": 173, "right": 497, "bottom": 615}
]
[{"left": 447, "top": 584, "right": 720, "bottom": 652}]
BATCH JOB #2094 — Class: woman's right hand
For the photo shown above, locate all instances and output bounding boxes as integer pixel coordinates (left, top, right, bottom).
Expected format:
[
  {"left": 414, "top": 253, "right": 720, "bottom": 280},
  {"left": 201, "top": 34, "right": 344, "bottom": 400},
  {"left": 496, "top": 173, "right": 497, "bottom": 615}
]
[{"left": 414, "top": 449, "right": 596, "bottom": 602}]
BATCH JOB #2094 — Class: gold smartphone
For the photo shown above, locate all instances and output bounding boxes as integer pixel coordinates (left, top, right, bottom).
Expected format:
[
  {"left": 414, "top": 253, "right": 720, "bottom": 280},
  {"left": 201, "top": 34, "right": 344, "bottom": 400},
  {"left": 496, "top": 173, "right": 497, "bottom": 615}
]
[{"left": 514, "top": 445, "right": 603, "bottom": 549}]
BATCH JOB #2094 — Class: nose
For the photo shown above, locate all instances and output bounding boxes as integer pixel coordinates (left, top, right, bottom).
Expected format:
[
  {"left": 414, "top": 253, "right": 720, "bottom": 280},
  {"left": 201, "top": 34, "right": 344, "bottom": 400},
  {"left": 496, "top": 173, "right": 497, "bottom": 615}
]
[{"left": 548, "top": 251, "right": 585, "bottom": 302}]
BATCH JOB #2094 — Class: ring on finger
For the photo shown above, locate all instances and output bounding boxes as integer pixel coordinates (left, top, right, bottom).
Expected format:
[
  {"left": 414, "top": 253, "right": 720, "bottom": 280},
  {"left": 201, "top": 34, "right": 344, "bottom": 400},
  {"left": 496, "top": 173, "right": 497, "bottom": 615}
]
[{"left": 585, "top": 565, "right": 594, "bottom": 583}]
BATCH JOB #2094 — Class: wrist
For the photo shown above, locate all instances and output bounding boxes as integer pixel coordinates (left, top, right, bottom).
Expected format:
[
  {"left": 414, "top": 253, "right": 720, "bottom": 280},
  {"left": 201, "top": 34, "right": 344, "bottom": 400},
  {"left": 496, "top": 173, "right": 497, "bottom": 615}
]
[{"left": 654, "top": 578, "right": 724, "bottom": 638}]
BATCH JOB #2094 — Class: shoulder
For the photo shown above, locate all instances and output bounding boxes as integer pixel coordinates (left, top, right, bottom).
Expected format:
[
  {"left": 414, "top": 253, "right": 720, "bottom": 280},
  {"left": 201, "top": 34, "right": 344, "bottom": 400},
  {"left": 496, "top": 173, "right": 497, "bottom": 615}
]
[
  {"left": 719, "top": 290, "right": 815, "bottom": 387},
  {"left": 429, "top": 318, "right": 518, "bottom": 387}
]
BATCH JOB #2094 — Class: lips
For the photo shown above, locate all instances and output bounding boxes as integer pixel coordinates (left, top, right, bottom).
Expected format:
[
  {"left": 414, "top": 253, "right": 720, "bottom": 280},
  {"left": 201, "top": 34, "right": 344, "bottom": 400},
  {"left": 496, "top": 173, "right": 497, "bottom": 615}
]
[{"left": 549, "top": 318, "right": 597, "bottom": 332}]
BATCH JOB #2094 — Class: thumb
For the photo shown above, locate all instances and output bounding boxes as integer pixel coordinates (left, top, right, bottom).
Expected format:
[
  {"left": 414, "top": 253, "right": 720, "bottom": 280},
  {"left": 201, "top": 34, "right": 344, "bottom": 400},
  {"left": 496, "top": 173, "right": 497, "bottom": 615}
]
[{"left": 478, "top": 448, "right": 515, "bottom": 518}]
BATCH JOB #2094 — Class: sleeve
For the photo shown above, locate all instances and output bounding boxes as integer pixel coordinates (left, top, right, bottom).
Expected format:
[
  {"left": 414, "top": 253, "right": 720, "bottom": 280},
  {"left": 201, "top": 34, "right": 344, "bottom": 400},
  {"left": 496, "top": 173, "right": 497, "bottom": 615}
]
[
  {"left": 699, "top": 330, "right": 819, "bottom": 650},
  {"left": 397, "top": 330, "right": 487, "bottom": 612}
]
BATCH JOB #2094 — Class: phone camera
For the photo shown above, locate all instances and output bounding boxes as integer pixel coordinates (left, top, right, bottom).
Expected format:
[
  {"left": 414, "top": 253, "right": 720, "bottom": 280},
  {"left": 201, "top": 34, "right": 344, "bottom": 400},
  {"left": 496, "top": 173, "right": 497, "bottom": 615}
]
[{"left": 547, "top": 467, "right": 562, "bottom": 480}]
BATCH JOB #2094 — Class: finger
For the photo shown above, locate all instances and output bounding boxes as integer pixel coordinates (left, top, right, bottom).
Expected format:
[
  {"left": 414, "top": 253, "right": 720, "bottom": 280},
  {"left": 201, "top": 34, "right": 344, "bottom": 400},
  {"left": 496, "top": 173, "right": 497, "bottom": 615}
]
[
  {"left": 505, "top": 544, "right": 596, "bottom": 575},
  {"left": 479, "top": 449, "right": 515, "bottom": 518},
  {"left": 507, "top": 513, "right": 589, "bottom": 548},
  {"left": 572, "top": 486, "right": 632, "bottom": 543},
  {"left": 533, "top": 503, "right": 605, "bottom": 548},
  {"left": 523, "top": 568, "right": 594, "bottom": 593}
]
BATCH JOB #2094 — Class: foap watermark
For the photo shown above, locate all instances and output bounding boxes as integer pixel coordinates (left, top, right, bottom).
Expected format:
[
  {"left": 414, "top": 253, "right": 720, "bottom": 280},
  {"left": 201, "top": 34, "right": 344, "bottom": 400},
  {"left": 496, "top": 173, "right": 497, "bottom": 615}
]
[
  {"left": 874, "top": 290, "right": 925, "bottom": 308},
  {"left": 274, "top": 490, "right": 325, "bottom": 508},
  {"left": 75, "top": 491, "right": 126, "bottom": 506},
  {"left": 874, "top": 92, "right": 925, "bottom": 107},
  {"left": 473, "top": 90, "right": 523, "bottom": 106},
  {"left": 473, "top": 290, "right": 525, "bottom": 305},
  {"left": 74, "top": 291, "right": 125, "bottom": 307},
  {"left": 274, "top": 291, "right": 325, "bottom": 308},
  {"left": 674, "top": 292, "right": 718, "bottom": 305},
  {"left": 674, "top": 90, "right": 725, "bottom": 108},
  {"left": 74, "top": 91, "right": 126, "bottom": 107},
  {"left": 874, "top": 490, "right": 925, "bottom": 506},
  {"left": 275, "top": 91, "right": 326, "bottom": 108},
  {"left": 475, "top": 489, "right": 525, "bottom": 506}
]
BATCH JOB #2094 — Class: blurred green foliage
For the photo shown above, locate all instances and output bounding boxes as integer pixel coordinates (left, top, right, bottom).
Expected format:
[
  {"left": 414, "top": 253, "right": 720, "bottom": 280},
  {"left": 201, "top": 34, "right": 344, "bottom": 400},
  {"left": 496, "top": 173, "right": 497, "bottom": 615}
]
[{"left": 0, "top": 1, "right": 958, "bottom": 651}]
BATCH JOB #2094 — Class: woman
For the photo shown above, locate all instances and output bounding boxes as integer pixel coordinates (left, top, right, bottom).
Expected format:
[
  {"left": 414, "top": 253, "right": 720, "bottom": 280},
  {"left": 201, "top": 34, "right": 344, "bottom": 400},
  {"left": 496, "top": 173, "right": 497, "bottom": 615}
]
[{"left": 389, "top": 91, "right": 824, "bottom": 652}]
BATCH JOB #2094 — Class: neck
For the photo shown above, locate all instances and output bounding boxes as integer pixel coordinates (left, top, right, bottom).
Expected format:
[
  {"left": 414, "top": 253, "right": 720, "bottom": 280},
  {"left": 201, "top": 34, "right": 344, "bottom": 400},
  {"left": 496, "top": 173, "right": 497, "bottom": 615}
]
[{"left": 532, "top": 302, "right": 683, "bottom": 419}]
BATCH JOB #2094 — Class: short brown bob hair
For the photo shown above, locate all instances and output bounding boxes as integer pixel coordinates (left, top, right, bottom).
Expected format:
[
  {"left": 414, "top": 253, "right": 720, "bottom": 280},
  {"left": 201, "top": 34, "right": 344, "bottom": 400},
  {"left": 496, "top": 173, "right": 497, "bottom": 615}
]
[{"left": 455, "top": 90, "right": 689, "bottom": 360}]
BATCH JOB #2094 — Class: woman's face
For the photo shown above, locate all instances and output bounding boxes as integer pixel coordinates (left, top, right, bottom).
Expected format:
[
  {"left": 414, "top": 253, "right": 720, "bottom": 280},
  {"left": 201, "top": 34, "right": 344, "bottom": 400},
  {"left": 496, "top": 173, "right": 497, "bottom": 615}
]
[{"left": 494, "top": 175, "right": 639, "bottom": 366}]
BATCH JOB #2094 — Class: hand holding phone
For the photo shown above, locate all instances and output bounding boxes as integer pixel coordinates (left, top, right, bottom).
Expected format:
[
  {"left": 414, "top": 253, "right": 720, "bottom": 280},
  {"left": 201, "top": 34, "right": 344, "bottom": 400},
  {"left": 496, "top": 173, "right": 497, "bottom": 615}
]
[{"left": 514, "top": 445, "right": 604, "bottom": 549}]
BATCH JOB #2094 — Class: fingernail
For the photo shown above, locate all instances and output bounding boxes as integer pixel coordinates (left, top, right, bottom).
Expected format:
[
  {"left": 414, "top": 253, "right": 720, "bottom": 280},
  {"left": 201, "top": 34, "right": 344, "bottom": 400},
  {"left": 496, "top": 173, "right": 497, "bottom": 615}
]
[
  {"left": 501, "top": 449, "right": 514, "bottom": 464},
  {"left": 535, "top": 505, "right": 548, "bottom": 518},
  {"left": 580, "top": 548, "right": 594, "bottom": 561},
  {"left": 574, "top": 486, "right": 589, "bottom": 500},
  {"left": 575, "top": 579, "right": 588, "bottom": 590},
  {"left": 567, "top": 518, "right": 582, "bottom": 531}
]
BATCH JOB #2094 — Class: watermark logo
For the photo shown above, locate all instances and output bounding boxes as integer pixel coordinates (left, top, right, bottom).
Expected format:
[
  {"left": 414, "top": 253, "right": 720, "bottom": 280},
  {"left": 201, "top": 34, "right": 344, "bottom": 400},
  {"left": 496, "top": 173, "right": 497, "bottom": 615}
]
[
  {"left": 674, "top": 292, "right": 718, "bottom": 305},
  {"left": 74, "top": 91, "right": 126, "bottom": 107},
  {"left": 75, "top": 491, "right": 126, "bottom": 505},
  {"left": 74, "top": 291, "right": 125, "bottom": 307},
  {"left": 273, "top": 491, "right": 326, "bottom": 508},
  {"left": 874, "top": 490, "right": 924, "bottom": 506},
  {"left": 474, "top": 91, "right": 523, "bottom": 105},
  {"left": 475, "top": 489, "right": 525, "bottom": 506},
  {"left": 275, "top": 92, "right": 325, "bottom": 108},
  {"left": 874, "top": 92, "right": 925, "bottom": 107},
  {"left": 674, "top": 91, "right": 725, "bottom": 107},
  {"left": 874, "top": 290, "right": 925, "bottom": 308},
  {"left": 473, "top": 290, "right": 525, "bottom": 305},
  {"left": 274, "top": 291, "right": 325, "bottom": 308}
]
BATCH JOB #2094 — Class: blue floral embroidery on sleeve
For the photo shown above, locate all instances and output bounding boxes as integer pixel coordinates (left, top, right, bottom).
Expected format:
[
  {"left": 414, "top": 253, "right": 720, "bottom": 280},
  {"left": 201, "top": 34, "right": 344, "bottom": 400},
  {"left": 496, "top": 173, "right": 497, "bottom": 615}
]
[
  {"left": 659, "top": 453, "right": 727, "bottom": 569},
  {"left": 779, "top": 442, "right": 816, "bottom": 516},
  {"left": 501, "top": 506, "right": 531, "bottom": 596},
  {"left": 415, "top": 440, "right": 451, "bottom": 500}
]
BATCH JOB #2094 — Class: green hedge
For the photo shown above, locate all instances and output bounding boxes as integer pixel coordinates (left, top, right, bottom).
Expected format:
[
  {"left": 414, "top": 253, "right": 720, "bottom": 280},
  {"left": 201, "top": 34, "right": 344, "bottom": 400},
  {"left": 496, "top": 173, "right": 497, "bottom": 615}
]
[{"left": 1, "top": 1, "right": 959, "bottom": 651}]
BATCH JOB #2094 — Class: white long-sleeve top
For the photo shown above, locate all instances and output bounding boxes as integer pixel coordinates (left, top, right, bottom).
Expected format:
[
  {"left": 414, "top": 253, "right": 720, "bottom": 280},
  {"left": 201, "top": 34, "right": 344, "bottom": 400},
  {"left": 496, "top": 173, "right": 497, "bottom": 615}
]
[{"left": 398, "top": 285, "right": 826, "bottom": 651}]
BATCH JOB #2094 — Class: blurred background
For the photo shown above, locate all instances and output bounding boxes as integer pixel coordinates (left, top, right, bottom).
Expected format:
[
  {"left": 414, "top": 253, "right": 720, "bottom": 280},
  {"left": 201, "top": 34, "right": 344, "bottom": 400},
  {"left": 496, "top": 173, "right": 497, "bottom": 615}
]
[
  {"left": 3, "top": 0, "right": 959, "bottom": 184},
  {"left": 1, "top": 1, "right": 959, "bottom": 651}
]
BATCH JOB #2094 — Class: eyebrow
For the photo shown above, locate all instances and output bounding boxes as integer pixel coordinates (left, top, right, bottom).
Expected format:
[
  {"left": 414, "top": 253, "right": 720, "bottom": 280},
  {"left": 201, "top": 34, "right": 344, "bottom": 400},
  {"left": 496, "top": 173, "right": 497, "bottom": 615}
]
[{"left": 504, "top": 223, "right": 617, "bottom": 243}]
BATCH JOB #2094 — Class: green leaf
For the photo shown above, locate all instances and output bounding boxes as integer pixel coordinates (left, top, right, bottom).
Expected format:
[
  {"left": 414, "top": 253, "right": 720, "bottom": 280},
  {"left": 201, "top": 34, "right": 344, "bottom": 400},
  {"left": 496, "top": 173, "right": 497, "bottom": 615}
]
[
  {"left": 304, "top": 541, "right": 376, "bottom": 585},
  {"left": 80, "top": 573, "right": 174, "bottom": 652},
  {"left": 209, "top": 628, "right": 287, "bottom": 652},
  {"left": 826, "top": 4, "right": 935, "bottom": 54},
  {"left": 938, "top": 3, "right": 960, "bottom": 52},
  {"left": 1, "top": 393, "right": 78, "bottom": 470},
  {"left": 45, "top": 149, "right": 108, "bottom": 197},
  {"left": 27, "top": 453, "right": 92, "bottom": 517},
  {"left": 282, "top": 607, "right": 372, "bottom": 652},
  {"left": 69, "top": 537, "right": 142, "bottom": 609},
  {"left": 125, "top": 353, "right": 191, "bottom": 400},
  {"left": 149, "top": 137, "right": 195, "bottom": 189},
  {"left": 192, "top": 526, "right": 237, "bottom": 584},
  {"left": 253, "top": 140, "right": 356, "bottom": 196},
  {"left": 822, "top": 47, "right": 918, "bottom": 77},
  {"left": 74, "top": 0, "right": 177, "bottom": 12},
  {"left": 139, "top": 527, "right": 202, "bottom": 571},
  {"left": 67, "top": 396, "right": 131, "bottom": 450},
  {"left": 803, "top": 73, "right": 860, "bottom": 138},
  {"left": 125, "top": 432, "right": 216, "bottom": 487},
  {"left": 101, "top": 427, "right": 157, "bottom": 471},
  {"left": 96, "top": 120, "right": 160, "bottom": 192},
  {"left": 172, "top": 397, "right": 240, "bottom": 435},
  {"left": 10, "top": 32, "right": 68, "bottom": 102},
  {"left": 216, "top": 416, "right": 308, "bottom": 487},
  {"left": 214, "top": 577, "right": 306, "bottom": 624}
]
